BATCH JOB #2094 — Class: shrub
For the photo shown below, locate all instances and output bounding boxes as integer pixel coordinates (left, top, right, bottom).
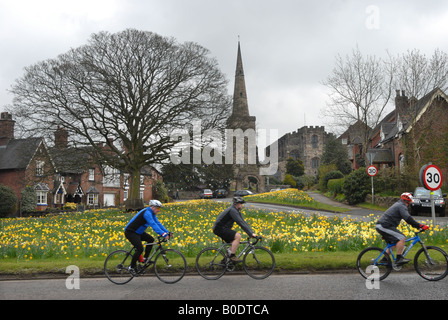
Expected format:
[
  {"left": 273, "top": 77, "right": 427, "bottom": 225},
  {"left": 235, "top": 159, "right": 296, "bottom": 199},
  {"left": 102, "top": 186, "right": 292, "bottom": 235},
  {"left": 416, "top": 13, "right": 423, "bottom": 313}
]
[
  {"left": 343, "top": 168, "right": 370, "bottom": 204},
  {"left": 0, "top": 184, "right": 18, "bottom": 217},
  {"left": 21, "top": 186, "right": 36, "bottom": 213},
  {"left": 283, "top": 174, "right": 297, "bottom": 187},
  {"left": 328, "top": 178, "right": 345, "bottom": 195},
  {"left": 321, "top": 170, "right": 344, "bottom": 191},
  {"left": 318, "top": 164, "right": 337, "bottom": 191},
  {"left": 64, "top": 202, "right": 78, "bottom": 210},
  {"left": 153, "top": 180, "right": 170, "bottom": 203}
]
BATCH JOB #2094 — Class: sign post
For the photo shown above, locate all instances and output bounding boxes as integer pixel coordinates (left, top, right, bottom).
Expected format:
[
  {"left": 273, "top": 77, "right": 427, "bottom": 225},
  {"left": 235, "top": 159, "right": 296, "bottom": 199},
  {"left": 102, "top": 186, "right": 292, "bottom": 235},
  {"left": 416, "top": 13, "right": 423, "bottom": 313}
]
[
  {"left": 419, "top": 163, "right": 443, "bottom": 227},
  {"left": 367, "top": 165, "right": 378, "bottom": 204}
]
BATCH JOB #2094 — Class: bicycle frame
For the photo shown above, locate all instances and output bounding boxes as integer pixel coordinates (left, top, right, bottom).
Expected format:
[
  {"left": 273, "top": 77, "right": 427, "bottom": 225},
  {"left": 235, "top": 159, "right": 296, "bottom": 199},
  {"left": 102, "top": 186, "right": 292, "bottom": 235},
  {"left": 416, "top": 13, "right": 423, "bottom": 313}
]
[
  {"left": 376, "top": 230, "right": 427, "bottom": 264},
  {"left": 128, "top": 236, "right": 168, "bottom": 270},
  {"left": 219, "top": 237, "right": 261, "bottom": 259}
]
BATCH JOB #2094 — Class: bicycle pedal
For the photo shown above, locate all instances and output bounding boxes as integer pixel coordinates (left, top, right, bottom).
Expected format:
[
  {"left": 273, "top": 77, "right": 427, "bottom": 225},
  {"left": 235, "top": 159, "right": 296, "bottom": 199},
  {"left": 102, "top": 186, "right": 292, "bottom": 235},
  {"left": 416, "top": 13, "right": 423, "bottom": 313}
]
[{"left": 392, "top": 264, "right": 402, "bottom": 271}]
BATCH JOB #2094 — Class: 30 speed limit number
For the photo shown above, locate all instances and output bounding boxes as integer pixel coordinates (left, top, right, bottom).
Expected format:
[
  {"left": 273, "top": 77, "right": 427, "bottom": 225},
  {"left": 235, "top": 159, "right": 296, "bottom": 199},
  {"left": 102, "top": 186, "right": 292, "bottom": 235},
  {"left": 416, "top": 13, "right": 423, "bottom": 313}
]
[
  {"left": 423, "top": 165, "right": 443, "bottom": 191},
  {"left": 367, "top": 165, "right": 378, "bottom": 177}
]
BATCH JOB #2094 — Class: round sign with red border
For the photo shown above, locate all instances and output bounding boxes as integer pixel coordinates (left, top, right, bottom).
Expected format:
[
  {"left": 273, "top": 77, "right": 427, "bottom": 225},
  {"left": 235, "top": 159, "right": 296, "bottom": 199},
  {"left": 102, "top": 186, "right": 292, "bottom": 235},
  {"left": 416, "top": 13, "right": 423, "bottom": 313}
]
[
  {"left": 367, "top": 165, "right": 378, "bottom": 177},
  {"left": 422, "top": 164, "right": 443, "bottom": 191}
]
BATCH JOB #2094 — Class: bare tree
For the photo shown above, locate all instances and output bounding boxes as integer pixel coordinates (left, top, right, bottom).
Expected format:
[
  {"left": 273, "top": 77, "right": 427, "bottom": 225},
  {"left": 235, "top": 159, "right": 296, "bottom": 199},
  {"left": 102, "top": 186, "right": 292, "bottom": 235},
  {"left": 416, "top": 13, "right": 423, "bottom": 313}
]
[
  {"left": 322, "top": 45, "right": 395, "bottom": 157},
  {"left": 395, "top": 48, "right": 448, "bottom": 99},
  {"left": 9, "top": 29, "right": 231, "bottom": 207}
]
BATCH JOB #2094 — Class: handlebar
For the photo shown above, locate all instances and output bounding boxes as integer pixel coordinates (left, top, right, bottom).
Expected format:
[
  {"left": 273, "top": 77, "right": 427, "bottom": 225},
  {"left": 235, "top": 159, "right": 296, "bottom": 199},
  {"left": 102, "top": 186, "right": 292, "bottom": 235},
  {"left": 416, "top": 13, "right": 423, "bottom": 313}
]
[{"left": 157, "top": 232, "right": 173, "bottom": 243}]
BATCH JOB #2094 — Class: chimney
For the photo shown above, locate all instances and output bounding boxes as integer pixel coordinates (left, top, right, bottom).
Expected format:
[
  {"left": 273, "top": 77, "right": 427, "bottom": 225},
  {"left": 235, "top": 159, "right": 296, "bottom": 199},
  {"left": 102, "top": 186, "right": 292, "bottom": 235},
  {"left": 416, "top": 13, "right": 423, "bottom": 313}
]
[
  {"left": 54, "top": 126, "right": 68, "bottom": 148},
  {"left": 0, "top": 112, "right": 15, "bottom": 146},
  {"left": 395, "top": 90, "right": 410, "bottom": 122}
]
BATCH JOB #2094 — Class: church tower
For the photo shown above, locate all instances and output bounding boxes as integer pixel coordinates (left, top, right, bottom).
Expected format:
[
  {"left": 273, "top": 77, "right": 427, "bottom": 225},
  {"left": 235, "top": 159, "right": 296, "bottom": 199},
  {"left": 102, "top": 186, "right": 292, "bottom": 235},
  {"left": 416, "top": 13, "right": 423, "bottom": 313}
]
[{"left": 227, "top": 41, "right": 264, "bottom": 192}]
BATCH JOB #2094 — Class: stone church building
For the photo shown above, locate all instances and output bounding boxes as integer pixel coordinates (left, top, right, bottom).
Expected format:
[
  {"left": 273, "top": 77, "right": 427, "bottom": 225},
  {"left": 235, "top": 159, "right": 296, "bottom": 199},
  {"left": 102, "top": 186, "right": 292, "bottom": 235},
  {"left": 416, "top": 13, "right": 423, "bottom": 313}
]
[{"left": 265, "top": 126, "right": 331, "bottom": 181}]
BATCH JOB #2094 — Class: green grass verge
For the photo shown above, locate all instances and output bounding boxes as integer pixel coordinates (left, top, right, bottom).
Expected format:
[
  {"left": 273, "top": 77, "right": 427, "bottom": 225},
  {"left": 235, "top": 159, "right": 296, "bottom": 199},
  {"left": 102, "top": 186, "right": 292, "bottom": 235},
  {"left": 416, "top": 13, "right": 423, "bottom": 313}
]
[{"left": 0, "top": 251, "right": 360, "bottom": 277}]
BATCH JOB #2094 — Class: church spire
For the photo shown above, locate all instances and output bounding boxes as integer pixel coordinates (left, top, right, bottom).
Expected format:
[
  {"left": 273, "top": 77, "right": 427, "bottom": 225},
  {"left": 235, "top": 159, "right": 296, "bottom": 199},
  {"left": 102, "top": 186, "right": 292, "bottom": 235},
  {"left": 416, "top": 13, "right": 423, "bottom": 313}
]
[{"left": 232, "top": 41, "right": 250, "bottom": 117}]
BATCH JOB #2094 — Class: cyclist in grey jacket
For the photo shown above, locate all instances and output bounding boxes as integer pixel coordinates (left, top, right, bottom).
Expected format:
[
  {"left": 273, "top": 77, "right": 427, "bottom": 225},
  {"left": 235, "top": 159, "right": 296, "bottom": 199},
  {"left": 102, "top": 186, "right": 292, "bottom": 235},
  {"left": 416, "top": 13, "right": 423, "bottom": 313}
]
[
  {"left": 213, "top": 197, "right": 257, "bottom": 262},
  {"left": 376, "top": 192, "right": 428, "bottom": 266}
]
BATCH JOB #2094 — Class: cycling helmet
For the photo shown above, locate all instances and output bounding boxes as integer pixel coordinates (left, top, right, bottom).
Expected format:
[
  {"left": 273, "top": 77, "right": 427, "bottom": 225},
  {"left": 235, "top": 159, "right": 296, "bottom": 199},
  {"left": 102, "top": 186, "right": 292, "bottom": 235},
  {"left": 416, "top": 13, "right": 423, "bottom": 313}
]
[
  {"left": 233, "top": 196, "right": 246, "bottom": 204},
  {"left": 400, "top": 192, "right": 413, "bottom": 203},
  {"left": 149, "top": 199, "right": 163, "bottom": 208}
]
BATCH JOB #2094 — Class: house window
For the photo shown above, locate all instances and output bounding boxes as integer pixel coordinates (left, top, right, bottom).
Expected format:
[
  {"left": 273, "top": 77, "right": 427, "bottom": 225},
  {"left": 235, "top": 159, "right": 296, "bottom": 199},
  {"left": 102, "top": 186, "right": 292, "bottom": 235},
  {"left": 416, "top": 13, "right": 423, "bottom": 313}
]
[
  {"left": 88, "top": 193, "right": 98, "bottom": 205},
  {"left": 36, "top": 191, "right": 47, "bottom": 205},
  {"left": 89, "top": 169, "right": 95, "bottom": 181},
  {"left": 103, "top": 166, "right": 120, "bottom": 187},
  {"left": 35, "top": 183, "right": 50, "bottom": 206},
  {"left": 36, "top": 161, "right": 44, "bottom": 176}
]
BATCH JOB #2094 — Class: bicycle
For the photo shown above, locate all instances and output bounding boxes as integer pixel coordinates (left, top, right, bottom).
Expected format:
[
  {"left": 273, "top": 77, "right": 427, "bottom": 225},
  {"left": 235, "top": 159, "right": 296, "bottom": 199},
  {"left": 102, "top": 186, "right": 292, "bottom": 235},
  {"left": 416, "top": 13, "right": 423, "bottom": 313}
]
[
  {"left": 104, "top": 235, "right": 186, "bottom": 285},
  {"left": 195, "top": 236, "right": 275, "bottom": 280},
  {"left": 357, "top": 229, "right": 448, "bottom": 281}
]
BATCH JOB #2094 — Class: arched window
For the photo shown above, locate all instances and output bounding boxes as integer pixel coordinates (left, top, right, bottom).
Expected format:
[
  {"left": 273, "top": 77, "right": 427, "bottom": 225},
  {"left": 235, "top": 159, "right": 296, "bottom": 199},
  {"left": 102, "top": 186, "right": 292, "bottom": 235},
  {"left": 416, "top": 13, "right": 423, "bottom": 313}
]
[
  {"left": 312, "top": 157, "right": 320, "bottom": 169},
  {"left": 399, "top": 154, "right": 405, "bottom": 172}
]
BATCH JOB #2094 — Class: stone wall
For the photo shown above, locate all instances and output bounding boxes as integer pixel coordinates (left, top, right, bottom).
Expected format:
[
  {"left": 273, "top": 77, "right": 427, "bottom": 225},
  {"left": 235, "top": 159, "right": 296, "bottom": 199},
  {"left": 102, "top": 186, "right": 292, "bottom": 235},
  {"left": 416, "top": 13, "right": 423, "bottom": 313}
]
[{"left": 365, "top": 195, "right": 399, "bottom": 208}]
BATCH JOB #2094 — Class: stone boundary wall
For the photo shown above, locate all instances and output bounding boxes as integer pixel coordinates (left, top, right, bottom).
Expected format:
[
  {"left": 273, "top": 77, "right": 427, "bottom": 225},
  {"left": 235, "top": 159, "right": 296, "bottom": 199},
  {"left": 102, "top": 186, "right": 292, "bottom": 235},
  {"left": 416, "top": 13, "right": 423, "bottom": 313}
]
[{"left": 365, "top": 195, "right": 399, "bottom": 208}]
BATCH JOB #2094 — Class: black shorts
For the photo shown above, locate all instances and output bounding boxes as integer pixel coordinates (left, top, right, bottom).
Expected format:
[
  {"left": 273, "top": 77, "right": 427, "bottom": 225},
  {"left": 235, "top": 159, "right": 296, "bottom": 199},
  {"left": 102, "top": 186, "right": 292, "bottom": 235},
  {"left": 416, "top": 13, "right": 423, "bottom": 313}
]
[
  {"left": 213, "top": 227, "right": 236, "bottom": 243},
  {"left": 375, "top": 224, "right": 405, "bottom": 244}
]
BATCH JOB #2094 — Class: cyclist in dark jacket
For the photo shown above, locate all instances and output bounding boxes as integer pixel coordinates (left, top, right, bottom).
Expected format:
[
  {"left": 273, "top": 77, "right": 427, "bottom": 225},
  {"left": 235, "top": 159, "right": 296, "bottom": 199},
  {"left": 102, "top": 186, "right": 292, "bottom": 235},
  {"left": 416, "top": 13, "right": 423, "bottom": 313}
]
[
  {"left": 376, "top": 192, "right": 428, "bottom": 266},
  {"left": 125, "top": 200, "right": 170, "bottom": 273},
  {"left": 213, "top": 197, "right": 257, "bottom": 262}
]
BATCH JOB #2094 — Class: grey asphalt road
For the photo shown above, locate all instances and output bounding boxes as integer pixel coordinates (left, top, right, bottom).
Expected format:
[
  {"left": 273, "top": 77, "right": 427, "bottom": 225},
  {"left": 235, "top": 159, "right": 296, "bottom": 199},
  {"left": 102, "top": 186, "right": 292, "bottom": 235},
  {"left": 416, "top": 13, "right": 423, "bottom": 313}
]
[{"left": 1, "top": 273, "right": 447, "bottom": 301}]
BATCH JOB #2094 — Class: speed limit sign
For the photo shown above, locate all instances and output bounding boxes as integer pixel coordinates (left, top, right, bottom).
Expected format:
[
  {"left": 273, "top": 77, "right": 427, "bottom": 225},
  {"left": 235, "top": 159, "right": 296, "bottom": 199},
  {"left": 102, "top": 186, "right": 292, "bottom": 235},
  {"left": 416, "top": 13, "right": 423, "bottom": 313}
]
[
  {"left": 367, "top": 165, "right": 378, "bottom": 177},
  {"left": 422, "top": 164, "right": 443, "bottom": 191}
]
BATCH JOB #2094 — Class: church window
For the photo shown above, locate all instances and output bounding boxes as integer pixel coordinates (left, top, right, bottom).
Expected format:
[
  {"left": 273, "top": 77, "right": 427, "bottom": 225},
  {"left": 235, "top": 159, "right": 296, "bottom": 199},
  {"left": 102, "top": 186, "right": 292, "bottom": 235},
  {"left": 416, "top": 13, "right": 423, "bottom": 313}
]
[
  {"left": 312, "top": 157, "right": 320, "bottom": 169},
  {"left": 312, "top": 135, "right": 318, "bottom": 148}
]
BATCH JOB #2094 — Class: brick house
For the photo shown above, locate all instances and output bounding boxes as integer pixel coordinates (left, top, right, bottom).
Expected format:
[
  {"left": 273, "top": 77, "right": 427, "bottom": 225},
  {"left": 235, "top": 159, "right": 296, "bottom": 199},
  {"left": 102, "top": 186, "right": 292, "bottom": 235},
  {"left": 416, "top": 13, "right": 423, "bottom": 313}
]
[
  {"left": 338, "top": 120, "right": 369, "bottom": 170},
  {"left": 50, "top": 126, "right": 163, "bottom": 209},
  {"left": 0, "top": 113, "right": 163, "bottom": 214},
  {"left": 0, "top": 112, "right": 56, "bottom": 211},
  {"left": 367, "top": 88, "right": 448, "bottom": 186}
]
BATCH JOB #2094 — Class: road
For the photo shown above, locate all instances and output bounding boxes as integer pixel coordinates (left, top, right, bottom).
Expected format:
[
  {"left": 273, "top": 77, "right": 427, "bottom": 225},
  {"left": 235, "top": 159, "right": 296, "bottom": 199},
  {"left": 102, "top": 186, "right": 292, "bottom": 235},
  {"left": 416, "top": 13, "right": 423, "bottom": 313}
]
[{"left": 1, "top": 273, "right": 447, "bottom": 301}]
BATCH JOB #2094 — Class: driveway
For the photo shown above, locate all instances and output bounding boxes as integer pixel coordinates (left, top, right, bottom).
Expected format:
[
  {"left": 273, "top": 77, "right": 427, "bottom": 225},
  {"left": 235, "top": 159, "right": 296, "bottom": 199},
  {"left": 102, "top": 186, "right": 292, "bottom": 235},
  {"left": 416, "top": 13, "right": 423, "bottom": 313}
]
[{"left": 306, "top": 191, "right": 383, "bottom": 216}]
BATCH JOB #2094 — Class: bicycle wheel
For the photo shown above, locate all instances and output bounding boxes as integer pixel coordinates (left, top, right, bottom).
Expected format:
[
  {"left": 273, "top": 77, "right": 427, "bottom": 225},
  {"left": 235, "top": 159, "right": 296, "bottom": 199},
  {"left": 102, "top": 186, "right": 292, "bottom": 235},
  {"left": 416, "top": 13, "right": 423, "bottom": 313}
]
[
  {"left": 196, "top": 247, "right": 227, "bottom": 280},
  {"left": 104, "top": 250, "right": 134, "bottom": 285},
  {"left": 154, "top": 249, "right": 187, "bottom": 284},
  {"left": 414, "top": 246, "right": 448, "bottom": 281},
  {"left": 243, "top": 246, "right": 275, "bottom": 280},
  {"left": 356, "top": 247, "right": 392, "bottom": 281}
]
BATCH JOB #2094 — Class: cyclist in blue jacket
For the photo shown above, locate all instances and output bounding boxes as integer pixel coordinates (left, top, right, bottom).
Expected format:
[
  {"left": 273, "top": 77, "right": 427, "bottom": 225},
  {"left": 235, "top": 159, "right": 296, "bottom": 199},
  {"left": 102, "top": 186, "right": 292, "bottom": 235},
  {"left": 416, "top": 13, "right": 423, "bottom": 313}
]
[{"left": 125, "top": 200, "right": 170, "bottom": 274}]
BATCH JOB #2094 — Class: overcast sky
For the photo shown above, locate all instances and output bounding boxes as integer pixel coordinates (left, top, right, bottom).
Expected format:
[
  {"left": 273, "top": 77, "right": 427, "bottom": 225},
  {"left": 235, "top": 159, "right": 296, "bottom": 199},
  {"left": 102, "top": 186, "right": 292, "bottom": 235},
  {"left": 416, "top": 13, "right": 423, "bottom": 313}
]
[{"left": 1, "top": 0, "right": 448, "bottom": 144}]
